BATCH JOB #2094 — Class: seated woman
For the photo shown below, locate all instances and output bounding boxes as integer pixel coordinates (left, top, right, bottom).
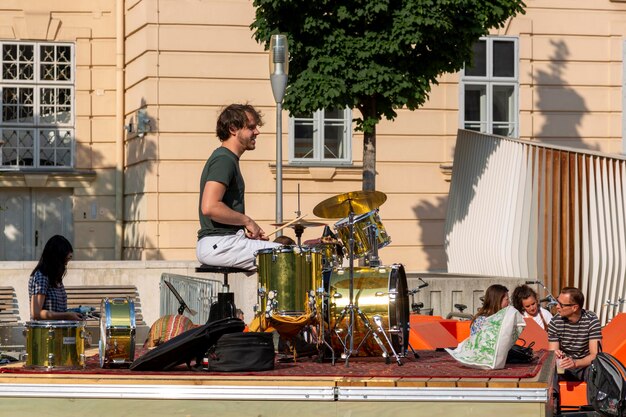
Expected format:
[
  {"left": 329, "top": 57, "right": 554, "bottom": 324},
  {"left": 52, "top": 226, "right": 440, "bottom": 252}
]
[
  {"left": 28, "top": 235, "right": 82, "bottom": 321},
  {"left": 511, "top": 284, "right": 553, "bottom": 330},
  {"left": 470, "top": 284, "right": 509, "bottom": 335}
]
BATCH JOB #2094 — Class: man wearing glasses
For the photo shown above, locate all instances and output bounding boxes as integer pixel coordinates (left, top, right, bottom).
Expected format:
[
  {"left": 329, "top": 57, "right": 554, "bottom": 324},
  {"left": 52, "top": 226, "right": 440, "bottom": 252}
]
[{"left": 547, "top": 287, "right": 602, "bottom": 381}]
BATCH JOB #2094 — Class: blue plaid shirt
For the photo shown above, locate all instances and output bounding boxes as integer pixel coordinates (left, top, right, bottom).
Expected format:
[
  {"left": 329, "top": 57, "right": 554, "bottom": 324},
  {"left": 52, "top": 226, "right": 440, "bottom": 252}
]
[{"left": 28, "top": 270, "right": 68, "bottom": 313}]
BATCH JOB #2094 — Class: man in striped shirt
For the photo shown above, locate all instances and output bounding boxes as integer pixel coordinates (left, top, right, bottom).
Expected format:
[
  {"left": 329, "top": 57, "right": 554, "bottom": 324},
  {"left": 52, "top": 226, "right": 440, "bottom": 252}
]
[{"left": 547, "top": 287, "right": 602, "bottom": 381}]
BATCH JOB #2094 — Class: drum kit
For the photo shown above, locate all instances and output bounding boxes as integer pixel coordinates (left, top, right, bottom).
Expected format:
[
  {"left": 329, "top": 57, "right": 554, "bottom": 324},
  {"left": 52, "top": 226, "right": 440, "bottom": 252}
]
[
  {"left": 255, "top": 190, "right": 412, "bottom": 366},
  {"left": 21, "top": 189, "right": 409, "bottom": 370},
  {"left": 23, "top": 297, "right": 137, "bottom": 370}
]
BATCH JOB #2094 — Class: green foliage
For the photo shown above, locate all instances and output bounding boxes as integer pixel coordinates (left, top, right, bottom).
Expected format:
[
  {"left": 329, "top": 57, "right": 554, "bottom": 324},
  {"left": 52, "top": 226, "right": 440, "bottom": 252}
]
[{"left": 252, "top": 0, "right": 525, "bottom": 133}]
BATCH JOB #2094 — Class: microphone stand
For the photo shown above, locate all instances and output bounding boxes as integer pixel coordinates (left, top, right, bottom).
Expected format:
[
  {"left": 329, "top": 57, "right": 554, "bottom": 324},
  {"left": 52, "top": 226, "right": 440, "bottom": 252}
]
[{"left": 525, "top": 280, "right": 557, "bottom": 308}]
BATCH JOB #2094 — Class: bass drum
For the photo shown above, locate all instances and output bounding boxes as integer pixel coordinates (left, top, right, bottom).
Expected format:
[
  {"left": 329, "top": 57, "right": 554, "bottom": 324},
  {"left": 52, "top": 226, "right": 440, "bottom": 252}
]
[
  {"left": 329, "top": 264, "right": 409, "bottom": 356},
  {"left": 25, "top": 320, "right": 86, "bottom": 370},
  {"left": 99, "top": 297, "right": 136, "bottom": 368}
]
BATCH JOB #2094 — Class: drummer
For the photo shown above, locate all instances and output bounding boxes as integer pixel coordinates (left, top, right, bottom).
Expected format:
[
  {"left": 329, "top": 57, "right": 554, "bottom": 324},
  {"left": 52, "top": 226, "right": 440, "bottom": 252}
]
[
  {"left": 196, "top": 104, "right": 280, "bottom": 270},
  {"left": 28, "top": 235, "right": 82, "bottom": 321}
]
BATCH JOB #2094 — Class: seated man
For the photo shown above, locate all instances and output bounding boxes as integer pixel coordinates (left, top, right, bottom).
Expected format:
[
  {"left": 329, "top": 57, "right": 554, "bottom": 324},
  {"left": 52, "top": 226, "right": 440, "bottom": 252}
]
[
  {"left": 547, "top": 286, "right": 602, "bottom": 381},
  {"left": 196, "top": 104, "right": 280, "bottom": 270}
]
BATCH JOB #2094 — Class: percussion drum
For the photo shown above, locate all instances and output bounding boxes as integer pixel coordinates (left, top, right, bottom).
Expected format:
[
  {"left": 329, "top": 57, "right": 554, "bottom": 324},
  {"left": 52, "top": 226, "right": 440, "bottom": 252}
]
[
  {"left": 329, "top": 264, "right": 409, "bottom": 356},
  {"left": 255, "top": 245, "right": 322, "bottom": 316},
  {"left": 334, "top": 210, "right": 390, "bottom": 259},
  {"left": 99, "top": 297, "right": 136, "bottom": 368},
  {"left": 25, "top": 320, "right": 86, "bottom": 370}
]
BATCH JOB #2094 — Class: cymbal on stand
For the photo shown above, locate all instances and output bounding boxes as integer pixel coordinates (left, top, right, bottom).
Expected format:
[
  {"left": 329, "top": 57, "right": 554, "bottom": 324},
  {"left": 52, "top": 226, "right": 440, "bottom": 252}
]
[{"left": 313, "top": 190, "right": 387, "bottom": 219}]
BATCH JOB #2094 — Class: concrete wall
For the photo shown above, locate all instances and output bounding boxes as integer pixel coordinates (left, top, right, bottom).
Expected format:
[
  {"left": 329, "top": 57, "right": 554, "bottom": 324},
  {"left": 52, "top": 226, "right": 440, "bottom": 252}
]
[{"left": 1, "top": 260, "right": 531, "bottom": 328}]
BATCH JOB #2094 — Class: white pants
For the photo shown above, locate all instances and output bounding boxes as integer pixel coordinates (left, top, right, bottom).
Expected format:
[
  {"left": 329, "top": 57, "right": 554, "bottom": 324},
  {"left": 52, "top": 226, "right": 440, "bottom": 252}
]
[{"left": 196, "top": 229, "right": 281, "bottom": 271}]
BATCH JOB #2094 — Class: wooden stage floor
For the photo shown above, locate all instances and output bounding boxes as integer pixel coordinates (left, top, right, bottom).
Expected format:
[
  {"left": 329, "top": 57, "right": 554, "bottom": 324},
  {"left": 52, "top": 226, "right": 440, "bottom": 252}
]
[{"left": 0, "top": 348, "right": 556, "bottom": 417}]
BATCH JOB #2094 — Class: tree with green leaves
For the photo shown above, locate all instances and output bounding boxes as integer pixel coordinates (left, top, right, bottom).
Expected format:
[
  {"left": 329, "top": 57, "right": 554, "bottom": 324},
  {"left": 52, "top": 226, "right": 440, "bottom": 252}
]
[{"left": 252, "top": 0, "right": 525, "bottom": 191}]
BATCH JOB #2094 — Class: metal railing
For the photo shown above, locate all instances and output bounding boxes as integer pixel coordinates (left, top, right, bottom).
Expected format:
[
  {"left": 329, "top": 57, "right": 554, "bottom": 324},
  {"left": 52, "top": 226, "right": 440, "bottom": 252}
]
[{"left": 159, "top": 273, "right": 221, "bottom": 325}]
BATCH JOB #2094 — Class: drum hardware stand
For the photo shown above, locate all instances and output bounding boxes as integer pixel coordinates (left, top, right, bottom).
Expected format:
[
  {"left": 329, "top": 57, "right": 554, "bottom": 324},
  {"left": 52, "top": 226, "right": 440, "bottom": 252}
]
[
  {"left": 372, "top": 315, "right": 402, "bottom": 365},
  {"left": 344, "top": 209, "right": 357, "bottom": 365},
  {"left": 364, "top": 222, "right": 381, "bottom": 267},
  {"left": 409, "top": 278, "right": 430, "bottom": 314},
  {"left": 332, "top": 295, "right": 393, "bottom": 364},
  {"left": 311, "top": 190, "right": 389, "bottom": 366},
  {"left": 316, "top": 285, "right": 336, "bottom": 364},
  {"left": 405, "top": 329, "right": 420, "bottom": 359},
  {"left": 334, "top": 209, "right": 397, "bottom": 366}
]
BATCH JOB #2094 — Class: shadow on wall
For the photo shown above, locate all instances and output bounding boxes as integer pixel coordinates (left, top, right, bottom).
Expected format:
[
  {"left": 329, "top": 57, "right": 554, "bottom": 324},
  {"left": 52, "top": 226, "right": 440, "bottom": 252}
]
[
  {"left": 124, "top": 98, "right": 159, "bottom": 260},
  {"left": 410, "top": 39, "right": 599, "bottom": 271},
  {"left": 411, "top": 195, "right": 448, "bottom": 271},
  {"left": 0, "top": 126, "right": 112, "bottom": 261},
  {"left": 534, "top": 39, "right": 597, "bottom": 151}
]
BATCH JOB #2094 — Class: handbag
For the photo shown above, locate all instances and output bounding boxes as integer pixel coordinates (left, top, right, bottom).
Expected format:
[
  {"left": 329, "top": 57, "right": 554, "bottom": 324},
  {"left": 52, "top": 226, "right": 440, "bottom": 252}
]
[
  {"left": 207, "top": 332, "right": 275, "bottom": 372},
  {"left": 506, "top": 338, "right": 535, "bottom": 364}
]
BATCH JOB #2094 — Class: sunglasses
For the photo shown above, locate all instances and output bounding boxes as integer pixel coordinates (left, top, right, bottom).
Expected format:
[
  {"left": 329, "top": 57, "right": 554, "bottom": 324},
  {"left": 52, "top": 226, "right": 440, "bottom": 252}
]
[{"left": 557, "top": 300, "right": 576, "bottom": 308}]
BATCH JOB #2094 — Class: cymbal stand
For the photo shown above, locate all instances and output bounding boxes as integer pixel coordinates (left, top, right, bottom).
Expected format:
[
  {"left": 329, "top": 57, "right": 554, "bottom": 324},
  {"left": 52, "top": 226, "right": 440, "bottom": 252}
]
[
  {"left": 316, "top": 278, "right": 335, "bottom": 364},
  {"left": 345, "top": 209, "right": 356, "bottom": 365},
  {"left": 294, "top": 183, "right": 303, "bottom": 246},
  {"left": 333, "top": 208, "right": 393, "bottom": 366},
  {"left": 293, "top": 224, "right": 304, "bottom": 247}
]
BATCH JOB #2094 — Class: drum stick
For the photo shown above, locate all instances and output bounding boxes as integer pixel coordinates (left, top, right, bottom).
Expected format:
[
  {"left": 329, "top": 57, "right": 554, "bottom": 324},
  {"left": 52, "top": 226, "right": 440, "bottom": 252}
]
[{"left": 266, "top": 214, "right": 307, "bottom": 238}]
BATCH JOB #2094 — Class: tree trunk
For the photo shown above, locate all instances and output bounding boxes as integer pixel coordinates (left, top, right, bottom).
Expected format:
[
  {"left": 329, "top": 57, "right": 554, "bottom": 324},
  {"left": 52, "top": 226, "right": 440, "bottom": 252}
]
[
  {"left": 360, "top": 98, "right": 377, "bottom": 192},
  {"left": 362, "top": 126, "right": 376, "bottom": 191}
]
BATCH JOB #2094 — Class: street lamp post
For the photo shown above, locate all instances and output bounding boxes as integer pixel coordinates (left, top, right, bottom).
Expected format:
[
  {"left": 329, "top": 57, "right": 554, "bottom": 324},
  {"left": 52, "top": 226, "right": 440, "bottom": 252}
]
[{"left": 269, "top": 34, "right": 289, "bottom": 232}]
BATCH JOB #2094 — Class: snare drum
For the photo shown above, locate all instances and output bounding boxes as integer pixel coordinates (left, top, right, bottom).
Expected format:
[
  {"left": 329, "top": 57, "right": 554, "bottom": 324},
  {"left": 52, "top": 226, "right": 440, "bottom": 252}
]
[
  {"left": 334, "top": 210, "right": 390, "bottom": 258},
  {"left": 329, "top": 264, "right": 409, "bottom": 356},
  {"left": 99, "top": 297, "right": 136, "bottom": 368},
  {"left": 255, "top": 245, "right": 322, "bottom": 316},
  {"left": 25, "top": 320, "right": 86, "bottom": 370}
]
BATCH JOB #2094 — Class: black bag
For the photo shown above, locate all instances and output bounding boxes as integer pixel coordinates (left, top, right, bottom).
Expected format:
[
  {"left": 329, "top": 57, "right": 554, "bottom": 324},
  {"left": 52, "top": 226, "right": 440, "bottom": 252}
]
[
  {"left": 586, "top": 350, "right": 626, "bottom": 417},
  {"left": 207, "top": 332, "right": 275, "bottom": 372},
  {"left": 130, "top": 317, "right": 244, "bottom": 371},
  {"left": 506, "top": 339, "right": 535, "bottom": 364}
]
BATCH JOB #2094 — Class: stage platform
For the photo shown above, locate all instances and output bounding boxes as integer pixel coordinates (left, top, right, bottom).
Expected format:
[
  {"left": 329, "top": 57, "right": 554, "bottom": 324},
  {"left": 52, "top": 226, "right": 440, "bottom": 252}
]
[{"left": 0, "top": 348, "right": 557, "bottom": 417}]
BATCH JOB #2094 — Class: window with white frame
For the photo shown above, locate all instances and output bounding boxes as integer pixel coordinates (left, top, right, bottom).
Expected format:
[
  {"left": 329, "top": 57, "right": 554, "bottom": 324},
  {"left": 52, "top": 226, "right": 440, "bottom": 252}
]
[
  {"left": 289, "top": 108, "right": 352, "bottom": 165},
  {"left": 0, "top": 41, "right": 74, "bottom": 168},
  {"left": 461, "top": 37, "right": 518, "bottom": 137}
]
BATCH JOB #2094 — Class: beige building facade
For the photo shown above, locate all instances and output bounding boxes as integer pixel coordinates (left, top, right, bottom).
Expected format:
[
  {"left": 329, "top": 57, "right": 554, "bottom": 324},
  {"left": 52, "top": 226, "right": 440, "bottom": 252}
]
[{"left": 1, "top": 0, "right": 626, "bottom": 273}]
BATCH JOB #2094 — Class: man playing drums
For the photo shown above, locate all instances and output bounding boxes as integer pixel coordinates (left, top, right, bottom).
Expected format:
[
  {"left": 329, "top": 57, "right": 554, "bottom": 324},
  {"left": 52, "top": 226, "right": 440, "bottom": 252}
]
[{"left": 196, "top": 104, "right": 280, "bottom": 271}]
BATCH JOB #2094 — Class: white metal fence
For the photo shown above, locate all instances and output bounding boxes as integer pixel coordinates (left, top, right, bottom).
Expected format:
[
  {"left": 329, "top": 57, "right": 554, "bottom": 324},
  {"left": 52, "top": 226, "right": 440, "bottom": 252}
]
[{"left": 160, "top": 273, "right": 221, "bottom": 325}]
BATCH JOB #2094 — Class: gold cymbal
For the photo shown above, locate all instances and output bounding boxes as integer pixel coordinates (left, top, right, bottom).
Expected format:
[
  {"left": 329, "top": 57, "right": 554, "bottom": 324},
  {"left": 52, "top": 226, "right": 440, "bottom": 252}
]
[
  {"left": 313, "top": 190, "right": 387, "bottom": 219},
  {"left": 270, "top": 219, "right": 327, "bottom": 228}
]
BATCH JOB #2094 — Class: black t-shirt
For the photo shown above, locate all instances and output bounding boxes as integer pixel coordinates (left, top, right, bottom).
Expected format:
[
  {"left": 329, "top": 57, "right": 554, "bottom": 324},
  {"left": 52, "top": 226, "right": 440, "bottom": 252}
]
[{"left": 197, "top": 147, "right": 245, "bottom": 238}]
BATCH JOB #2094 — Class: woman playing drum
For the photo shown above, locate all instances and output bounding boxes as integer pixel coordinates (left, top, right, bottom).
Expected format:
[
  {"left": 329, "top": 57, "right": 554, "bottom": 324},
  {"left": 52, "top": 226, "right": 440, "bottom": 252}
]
[{"left": 28, "top": 235, "right": 82, "bottom": 321}]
